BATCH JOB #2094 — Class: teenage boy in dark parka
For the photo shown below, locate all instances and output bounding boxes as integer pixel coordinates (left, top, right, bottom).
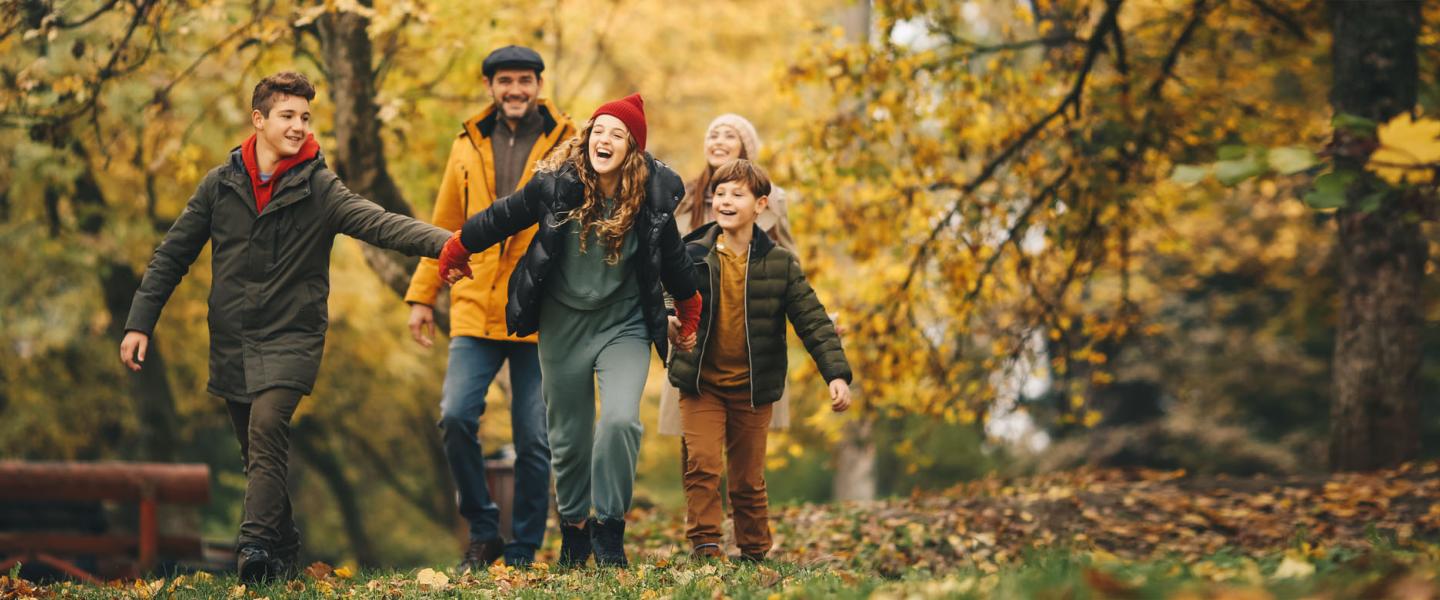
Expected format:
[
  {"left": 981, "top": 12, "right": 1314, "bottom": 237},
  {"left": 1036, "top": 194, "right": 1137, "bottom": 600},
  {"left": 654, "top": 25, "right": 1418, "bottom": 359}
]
[{"left": 119, "top": 71, "right": 452, "bottom": 583}]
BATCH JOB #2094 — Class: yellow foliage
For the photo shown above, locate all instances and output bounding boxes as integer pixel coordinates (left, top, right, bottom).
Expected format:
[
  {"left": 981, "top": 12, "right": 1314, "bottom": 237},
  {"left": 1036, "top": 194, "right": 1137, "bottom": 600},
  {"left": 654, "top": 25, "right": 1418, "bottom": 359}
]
[{"left": 1369, "top": 113, "right": 1440, "bottom": 185}]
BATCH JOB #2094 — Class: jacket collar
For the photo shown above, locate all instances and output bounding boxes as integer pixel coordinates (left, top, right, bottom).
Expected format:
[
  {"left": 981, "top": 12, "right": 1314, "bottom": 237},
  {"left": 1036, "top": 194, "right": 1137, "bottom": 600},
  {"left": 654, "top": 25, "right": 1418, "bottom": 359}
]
[
  {"left": 684, "top": 221, "right": 773, "bottom": 260},
  {"left": 223, "top": 146, "right": 327, "bottom": 214},
  {"left": 464, "top": 98, "right": 562, "bottom": 142}
]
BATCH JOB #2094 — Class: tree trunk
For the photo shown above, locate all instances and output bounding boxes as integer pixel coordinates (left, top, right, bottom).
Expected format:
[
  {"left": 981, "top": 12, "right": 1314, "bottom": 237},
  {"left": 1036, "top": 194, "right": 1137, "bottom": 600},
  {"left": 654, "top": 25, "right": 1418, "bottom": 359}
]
[
  {"left": 311, "top": 4, "right": 451, "bottom": 333},
  {"left": 291, "top": 420, "right": 380, "bottom": 567},
  {"left": 67, "top": 140, "right": 181, "bottom": 462},
  {"left": 832, "top": 419, "right": 877, "bottom": 501},
  {"left": 102, "top": 261, "right": 181, "bottom": 461},
  {"left": 1327, "top": 0, "right": 1423, "bottom": 471}
]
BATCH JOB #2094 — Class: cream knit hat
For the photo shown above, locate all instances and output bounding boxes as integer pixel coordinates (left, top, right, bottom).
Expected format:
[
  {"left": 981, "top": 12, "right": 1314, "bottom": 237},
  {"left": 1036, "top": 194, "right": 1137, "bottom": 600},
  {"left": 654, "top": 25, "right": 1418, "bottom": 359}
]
[{"left": 705, "top": 114, "right": 761, "bottom": 159}]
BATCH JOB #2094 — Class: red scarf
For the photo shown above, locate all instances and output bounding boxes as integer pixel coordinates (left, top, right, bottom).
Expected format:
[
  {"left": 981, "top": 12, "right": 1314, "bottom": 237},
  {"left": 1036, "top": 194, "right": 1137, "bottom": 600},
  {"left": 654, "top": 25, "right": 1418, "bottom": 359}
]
[{"left": 241, "top": 133, "right": 320, "bottom": 214}]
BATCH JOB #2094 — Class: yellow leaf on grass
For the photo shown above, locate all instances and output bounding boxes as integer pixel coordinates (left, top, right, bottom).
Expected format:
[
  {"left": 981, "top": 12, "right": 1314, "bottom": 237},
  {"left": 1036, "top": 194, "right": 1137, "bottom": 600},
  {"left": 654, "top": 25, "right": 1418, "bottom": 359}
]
[
  {"left": 1369, "top": 113, "right": 1440, "bottom": 185},
  {"left": 1271, "top": 554, "right": 1315, "bottom": 579},
  {"left": 416, "top": 567, "right": 450, "bottom": 590},
  {"left": 333, "top": 565, "right": 355, "bottom": 579}
]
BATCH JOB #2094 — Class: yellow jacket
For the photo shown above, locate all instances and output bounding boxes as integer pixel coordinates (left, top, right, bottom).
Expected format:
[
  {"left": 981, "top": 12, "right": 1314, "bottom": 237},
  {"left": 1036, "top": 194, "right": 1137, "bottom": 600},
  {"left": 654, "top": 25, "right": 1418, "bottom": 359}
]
[{"left": 405, "top": 99, "right": 577, "bottom": 342}]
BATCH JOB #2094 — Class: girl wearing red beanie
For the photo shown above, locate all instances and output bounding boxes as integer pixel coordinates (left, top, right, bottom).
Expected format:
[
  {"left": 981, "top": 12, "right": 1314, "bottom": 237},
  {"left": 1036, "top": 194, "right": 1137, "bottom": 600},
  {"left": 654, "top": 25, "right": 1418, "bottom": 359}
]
[{"left": 437, "top": 93, "right": 701, "bottom": 569}]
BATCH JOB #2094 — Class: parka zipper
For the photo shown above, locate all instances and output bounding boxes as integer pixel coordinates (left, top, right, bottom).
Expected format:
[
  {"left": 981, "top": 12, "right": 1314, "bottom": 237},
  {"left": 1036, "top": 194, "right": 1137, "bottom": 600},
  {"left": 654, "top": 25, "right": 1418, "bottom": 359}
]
[
  {"left": 743, "top": 238, "right": 755, "bottom": 410},
  {"left": 693, "top": 252, "right": 719, "bottom": 394}
]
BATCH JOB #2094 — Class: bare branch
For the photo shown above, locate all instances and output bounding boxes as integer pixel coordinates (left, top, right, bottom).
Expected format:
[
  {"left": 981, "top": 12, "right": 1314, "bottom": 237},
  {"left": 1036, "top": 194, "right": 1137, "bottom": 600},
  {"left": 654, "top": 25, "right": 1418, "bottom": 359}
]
[
  {"left": 960, "top": 165, "right": 1074, "bottom": 309},
  {"left": 898, "top": 0, "right": 1122, "bottom": 294},
  {"left": 1146, "top": 0, "right": 1210, "bottom": 101},
  {"left": 55, "top": 0, "right": 124, "bottom": 29},
  {"left": 153, "top": 0, "right": 274, "bottom": 106},
  {"left": 1249, "top": 0, "right": 1310, "bottom": 41}
]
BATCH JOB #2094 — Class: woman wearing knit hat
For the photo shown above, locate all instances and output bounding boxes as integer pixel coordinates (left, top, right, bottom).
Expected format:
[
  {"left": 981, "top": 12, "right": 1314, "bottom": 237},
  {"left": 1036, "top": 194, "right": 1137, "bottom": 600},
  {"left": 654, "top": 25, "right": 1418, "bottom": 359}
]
[
  {"left": 658, "top": 114, "right": 797, "bottom": 444},
  {"left": 436, "top": 93, "right": 703, "bottom": 569}
]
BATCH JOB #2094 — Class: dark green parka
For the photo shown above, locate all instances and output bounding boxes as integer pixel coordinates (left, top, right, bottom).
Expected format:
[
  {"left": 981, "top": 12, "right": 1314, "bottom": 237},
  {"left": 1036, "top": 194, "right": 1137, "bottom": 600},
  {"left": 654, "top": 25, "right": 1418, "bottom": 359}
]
[
  {"left": 667, "top": 222, "right": 851, "bottom": 406},
  {"left": 125, "top": 147, "right": 451, "bottom": 402}
]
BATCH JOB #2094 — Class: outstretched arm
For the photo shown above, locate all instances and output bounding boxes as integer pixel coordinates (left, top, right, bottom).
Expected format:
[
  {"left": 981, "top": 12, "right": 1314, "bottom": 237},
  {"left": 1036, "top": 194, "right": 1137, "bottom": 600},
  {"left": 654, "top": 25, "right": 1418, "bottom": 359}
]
[
  {"left": 325, "top": 175, "right": 452, "bottom": 257},
  {"left": 458, "top": 174, "right": 548, "bottom": 253},
  {"left": 439, "top": 175, "right": 551, "bottom": 284},
  {"left": 122, "top": 178, "right": 215, "bottom": 370}
]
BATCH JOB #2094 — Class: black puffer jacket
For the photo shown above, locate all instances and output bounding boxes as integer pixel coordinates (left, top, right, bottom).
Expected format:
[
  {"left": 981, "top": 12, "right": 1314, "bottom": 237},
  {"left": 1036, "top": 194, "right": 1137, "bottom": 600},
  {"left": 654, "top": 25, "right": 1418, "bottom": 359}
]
[
  {"left": 667, "top": 222, "right": 851, "bottom": 406},
  {"left": 458, "top": 153, "right": 699, "bottom": 361}
]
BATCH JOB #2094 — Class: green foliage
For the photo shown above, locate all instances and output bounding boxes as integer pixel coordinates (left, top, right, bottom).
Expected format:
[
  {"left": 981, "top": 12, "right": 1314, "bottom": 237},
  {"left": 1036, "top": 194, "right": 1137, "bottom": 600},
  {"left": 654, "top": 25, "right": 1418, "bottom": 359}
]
[{"left": 1304, "top": 170, "right": 1356, "bottom": 209}]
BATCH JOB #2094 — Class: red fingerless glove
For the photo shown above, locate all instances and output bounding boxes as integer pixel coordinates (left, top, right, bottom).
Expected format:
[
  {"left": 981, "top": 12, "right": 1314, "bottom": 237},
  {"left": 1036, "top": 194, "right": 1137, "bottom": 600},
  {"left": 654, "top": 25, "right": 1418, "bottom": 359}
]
[
  {"left": 437, "top": 231, "right": 473, "bottom": 284},
  {"left": 675, "top": 292, "right": 703, "bottom": 339}
]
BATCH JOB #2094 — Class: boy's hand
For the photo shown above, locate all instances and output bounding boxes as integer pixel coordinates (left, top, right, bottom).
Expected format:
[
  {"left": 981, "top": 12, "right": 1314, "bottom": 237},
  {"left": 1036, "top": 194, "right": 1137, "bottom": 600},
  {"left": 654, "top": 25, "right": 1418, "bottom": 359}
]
[
  {"left": 675, "top": 332, "right": 697, "bottom": 353},
  {"left": 408, "top": 303, "right": 436, "bottom": 349},
  {"left": 828, "top": 379, "right": 851, "bottom": 412},
  {"left": 438, "top": 231, "right": 473, "bottom": 285},
  {"left": 120, "top": 331, "right": 149, "bottom": 372},
  {"left": 666, "top": 315, "right": 681, "bottom": 346}
]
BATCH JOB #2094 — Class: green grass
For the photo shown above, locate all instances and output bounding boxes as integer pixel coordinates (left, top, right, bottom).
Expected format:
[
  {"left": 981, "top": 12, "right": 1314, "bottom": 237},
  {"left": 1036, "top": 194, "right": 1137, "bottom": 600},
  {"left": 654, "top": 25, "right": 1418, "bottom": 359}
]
[{"left": 13, "top": 542, "right": 1439, "bottom": 599}]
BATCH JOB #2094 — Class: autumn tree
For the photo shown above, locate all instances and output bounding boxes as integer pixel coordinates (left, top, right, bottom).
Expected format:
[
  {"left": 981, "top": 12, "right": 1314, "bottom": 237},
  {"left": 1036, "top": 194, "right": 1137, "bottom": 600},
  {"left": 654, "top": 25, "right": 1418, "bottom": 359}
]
[{"left": 1325, "top": 0, "right": 1425, "bottom": 471}]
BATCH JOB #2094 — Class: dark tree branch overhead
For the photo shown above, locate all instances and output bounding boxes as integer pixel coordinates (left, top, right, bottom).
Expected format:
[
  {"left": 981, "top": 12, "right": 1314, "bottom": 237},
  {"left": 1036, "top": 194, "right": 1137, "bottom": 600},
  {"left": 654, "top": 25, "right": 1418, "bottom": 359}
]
[
  {"left": 1145, "top": 0, "right": 1209, "bottom": 102},
  {"left": 152, "top": 1, "right": 274, "bottom": 106},
  {"left": 1249, "top": 0, "right": 1311, "bottom": 42},
  {"left": 899, "top": 0, "right": 1123, "bottom": 295}
]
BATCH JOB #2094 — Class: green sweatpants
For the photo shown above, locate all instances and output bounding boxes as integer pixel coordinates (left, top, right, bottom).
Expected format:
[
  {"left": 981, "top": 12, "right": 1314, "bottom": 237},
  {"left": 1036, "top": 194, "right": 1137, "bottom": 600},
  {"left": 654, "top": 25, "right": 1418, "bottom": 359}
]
[{"left": 538, "top": 292, "right": 652, "bottom": 523}]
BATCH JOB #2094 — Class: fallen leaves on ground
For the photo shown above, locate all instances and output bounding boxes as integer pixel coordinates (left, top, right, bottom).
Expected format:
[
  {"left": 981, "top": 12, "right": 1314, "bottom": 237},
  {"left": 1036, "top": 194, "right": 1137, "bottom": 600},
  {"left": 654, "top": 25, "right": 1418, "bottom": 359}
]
[
  {"left": 5, "top": 463, "right": 1440, "bottom": 598},
  {"left": 758, "top": 461, "right": 1440, "bottom": 576}
]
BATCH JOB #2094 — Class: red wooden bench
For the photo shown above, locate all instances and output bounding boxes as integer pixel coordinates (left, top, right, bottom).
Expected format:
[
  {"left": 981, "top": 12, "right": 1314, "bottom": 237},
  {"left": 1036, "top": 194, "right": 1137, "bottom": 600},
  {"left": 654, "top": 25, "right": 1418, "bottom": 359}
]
[{"left": 0, "top": 461, "right": 210, "bottom": 583}]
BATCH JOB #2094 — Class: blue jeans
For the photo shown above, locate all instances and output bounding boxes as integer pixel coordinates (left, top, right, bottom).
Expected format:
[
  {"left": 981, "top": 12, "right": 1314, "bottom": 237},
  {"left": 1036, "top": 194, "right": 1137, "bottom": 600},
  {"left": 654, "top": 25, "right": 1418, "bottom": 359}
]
[{"left": 437, "top": 337, "right": 549, "bottom": 559}]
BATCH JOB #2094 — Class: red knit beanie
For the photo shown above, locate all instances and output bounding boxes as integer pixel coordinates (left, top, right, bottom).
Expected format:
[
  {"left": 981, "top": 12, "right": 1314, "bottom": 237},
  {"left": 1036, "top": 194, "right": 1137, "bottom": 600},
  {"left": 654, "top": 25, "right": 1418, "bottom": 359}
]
[{"left": 591, "top": 93, "right": 647, "bottom": 153}]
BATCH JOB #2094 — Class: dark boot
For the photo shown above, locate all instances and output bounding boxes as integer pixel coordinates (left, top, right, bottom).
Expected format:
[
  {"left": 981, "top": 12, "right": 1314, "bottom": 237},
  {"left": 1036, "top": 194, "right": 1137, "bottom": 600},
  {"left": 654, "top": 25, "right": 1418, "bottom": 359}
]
[
  {"left": 236, "top": 544, "right": 273, "bottom": 584},
  {"left": 591, "top": 517, "right": 628, "bottom": 568},
  {"left": 460, "top": 537, "right": 505, "bottom": 572},
  {"left": 270, "top": 540, "right": 301, "bottom": 580},
  {"left": 557, "top": 520, "right": 592, "bottom": 568},
  {"left": 737, "top": 552, "right": 767, "bottom": 564},
  {"left": 504, "top": 545, "right": 536, "bottom": 569}
]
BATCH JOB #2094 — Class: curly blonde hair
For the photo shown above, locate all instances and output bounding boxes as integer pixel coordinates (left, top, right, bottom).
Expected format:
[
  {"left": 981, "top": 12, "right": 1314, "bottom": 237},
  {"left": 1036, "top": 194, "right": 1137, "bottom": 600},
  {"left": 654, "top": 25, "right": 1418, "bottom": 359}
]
[{"left": 537, "top": 117, "right": 649, "bottom": 265}]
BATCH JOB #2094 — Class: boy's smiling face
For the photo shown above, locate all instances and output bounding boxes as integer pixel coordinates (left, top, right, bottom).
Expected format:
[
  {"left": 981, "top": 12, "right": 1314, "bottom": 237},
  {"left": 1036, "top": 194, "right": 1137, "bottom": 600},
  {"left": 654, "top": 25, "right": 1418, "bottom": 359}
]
[
  {"left": 252, "top": 94, "right": 311, "bottom": 158},
  {"left": 712, "top": 180, "right": 768, "bottom": 234}
]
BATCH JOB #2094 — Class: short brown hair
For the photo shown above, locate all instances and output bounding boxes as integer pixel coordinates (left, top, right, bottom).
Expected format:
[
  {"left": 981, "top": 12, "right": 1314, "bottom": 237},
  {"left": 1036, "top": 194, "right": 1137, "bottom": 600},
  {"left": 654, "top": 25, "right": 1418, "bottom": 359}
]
[
  {"left": 708, "top": 159, "right": 772, "bottom": 198},
  {"left": 251, "top": 71, "right": 316, "bottom": 116}
]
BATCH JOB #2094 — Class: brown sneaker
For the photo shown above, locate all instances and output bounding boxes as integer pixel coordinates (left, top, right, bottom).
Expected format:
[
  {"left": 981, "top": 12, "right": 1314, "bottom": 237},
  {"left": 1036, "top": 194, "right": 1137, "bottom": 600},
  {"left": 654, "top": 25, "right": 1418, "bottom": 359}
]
[
  {"left": 460, "top": 537, "right": 505, "bottom": 571},
  {"left": 691, "top": 544, "right": 725, "bottom": 561}
]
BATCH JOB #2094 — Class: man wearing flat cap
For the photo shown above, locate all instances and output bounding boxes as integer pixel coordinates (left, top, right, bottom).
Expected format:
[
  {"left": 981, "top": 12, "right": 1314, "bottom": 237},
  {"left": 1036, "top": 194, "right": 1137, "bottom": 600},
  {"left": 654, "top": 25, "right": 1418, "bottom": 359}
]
[{"left": 403, "top": 45, "right": 576, "bottom": 569}]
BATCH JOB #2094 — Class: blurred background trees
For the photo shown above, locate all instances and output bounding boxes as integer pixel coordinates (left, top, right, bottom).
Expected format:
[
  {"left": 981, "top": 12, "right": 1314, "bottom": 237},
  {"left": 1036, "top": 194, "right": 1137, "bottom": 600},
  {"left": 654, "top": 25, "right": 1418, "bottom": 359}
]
[{"left": 3, "top": 0, "right": 1438, "bottom": 567}]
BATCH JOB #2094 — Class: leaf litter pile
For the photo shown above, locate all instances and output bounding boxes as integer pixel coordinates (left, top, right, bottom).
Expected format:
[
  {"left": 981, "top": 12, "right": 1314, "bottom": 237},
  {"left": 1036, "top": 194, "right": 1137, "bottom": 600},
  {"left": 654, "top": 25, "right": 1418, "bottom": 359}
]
[
  {"left": 3, "top": 462, "right": 1438, "bottom": 598},
  {"left": 764, "top": 461, "right": 1439, "bottom": 576}
]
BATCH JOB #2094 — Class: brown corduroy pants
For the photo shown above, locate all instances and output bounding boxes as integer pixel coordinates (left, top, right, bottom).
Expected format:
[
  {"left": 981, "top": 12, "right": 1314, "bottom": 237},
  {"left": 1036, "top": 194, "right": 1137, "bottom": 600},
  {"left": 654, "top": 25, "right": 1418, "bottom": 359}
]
[{"left": 680, "top": 386, "right": 773, "bottom": 556}]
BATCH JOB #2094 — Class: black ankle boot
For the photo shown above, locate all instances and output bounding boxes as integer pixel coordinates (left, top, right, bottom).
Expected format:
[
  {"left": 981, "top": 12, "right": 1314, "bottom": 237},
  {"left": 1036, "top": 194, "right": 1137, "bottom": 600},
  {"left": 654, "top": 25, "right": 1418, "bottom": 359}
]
[
  {"left": 236, "top": 544, "right": 273, "bottom": 584},
  {"left": 270, "top": 541, "right": 301, "bottom": 580},
  {"left": 558, "top": 520, "right": 593, "bottom": 568},
  {"left": 591, "top": 517, "right": 628, "bottom": 568}
]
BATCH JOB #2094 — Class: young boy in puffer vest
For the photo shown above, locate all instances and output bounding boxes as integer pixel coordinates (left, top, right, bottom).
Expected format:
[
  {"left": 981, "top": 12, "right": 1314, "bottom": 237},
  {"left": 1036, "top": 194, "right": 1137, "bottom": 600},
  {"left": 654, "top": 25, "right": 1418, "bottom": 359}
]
[{"left": 666, "top": 159, "right": 852, "bottom": 562}]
